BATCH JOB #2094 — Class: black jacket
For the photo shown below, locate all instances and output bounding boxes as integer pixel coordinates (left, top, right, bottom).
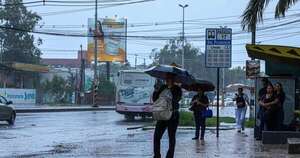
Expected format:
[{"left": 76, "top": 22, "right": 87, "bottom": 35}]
[{"left": 152, "top": 85, "right": 182, "bottom": 110}]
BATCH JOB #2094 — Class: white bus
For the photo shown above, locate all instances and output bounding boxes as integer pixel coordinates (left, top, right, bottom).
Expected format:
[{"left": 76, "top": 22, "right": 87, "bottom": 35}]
[{"left": 116, "top": 70, "right": 155, "bottom": 120}]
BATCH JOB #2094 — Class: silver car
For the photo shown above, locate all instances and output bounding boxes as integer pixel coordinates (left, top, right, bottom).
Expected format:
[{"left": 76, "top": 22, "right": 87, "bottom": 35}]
[{"left": 0, "top": 95, "right": 16, "bottom": 125}]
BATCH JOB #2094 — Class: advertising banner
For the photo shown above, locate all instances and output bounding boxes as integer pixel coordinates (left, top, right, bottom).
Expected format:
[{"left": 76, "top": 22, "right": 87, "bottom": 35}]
[
  {"left": 255, "top": 77, "right": 295, "bottom": 126},
  {"left": 0, "top": 88, "right": 36, "bottom": 104},
  {"left": 117, "top": 71, "right": 155, "bottom": 104},
  {"left": 246, "top": 60, "right": 260, "bottom": 79},
  {"left": 87, "top": 18, "right": 126, "bottom": 62}
]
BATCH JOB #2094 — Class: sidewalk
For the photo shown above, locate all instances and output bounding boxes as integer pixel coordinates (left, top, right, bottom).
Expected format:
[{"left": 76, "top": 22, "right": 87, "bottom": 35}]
[
  {"left": 97, "top": 128, "right": 298, "bottom": 158},
  {"left": 15, "top": 105, "right": 115, "bottom": 113}
]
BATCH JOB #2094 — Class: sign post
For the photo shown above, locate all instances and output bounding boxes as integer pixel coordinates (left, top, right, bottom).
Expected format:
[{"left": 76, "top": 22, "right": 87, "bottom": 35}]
[{"left": 205, "top": 27, "right": 232, "bottom": 138}]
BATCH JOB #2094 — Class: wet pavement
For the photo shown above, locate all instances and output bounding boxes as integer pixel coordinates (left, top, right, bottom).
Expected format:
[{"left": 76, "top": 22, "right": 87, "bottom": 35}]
[{"left": 0, "top": 111, "right": 298, "bottom": 158}]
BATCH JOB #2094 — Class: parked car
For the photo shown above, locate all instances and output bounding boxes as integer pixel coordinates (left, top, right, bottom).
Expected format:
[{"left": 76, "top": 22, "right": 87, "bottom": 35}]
[
  {"left": 0, "top": 95, "right": 16, "bottom": 125},
  {"left": 213, "top": 96, "right": 234, "bottom": 107}
]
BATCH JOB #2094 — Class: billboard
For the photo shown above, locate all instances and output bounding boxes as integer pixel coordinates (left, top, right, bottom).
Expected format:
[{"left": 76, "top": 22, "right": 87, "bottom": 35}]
[
  {"left": 0, "top": 88, "right": 36, "bottom": 104},
  {"left": 87, "top": 18, "right": 126, "bottom": 62}
]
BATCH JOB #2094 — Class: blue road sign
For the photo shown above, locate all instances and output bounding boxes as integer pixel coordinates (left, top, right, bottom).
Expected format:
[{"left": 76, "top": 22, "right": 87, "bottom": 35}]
[{"left": 205, "top": 28, "right": 232, "bottom": 68}]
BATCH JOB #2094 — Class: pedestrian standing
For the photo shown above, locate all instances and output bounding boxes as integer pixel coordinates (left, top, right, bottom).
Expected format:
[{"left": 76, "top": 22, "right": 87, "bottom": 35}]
[
  {"left": 233, "top": 87, "right": 249, "bottom": 133},
  {"left": 189, "top": 89, "right": 209, "bottom": 140},
  {"left": 256, "top": 78, "right": 269, "bottom": 140},
  {"left": 152, "top": 74, "right": 182, "bottom": 158},
  {"left": 274, "top": 82, "right": 286, "bottom": 130},
  {"left": 259, "top": 84, "right": 277, "bottom": 131}
]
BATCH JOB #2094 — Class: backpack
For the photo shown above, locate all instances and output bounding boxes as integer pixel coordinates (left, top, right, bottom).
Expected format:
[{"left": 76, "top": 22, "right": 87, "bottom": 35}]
[
  {"left": 236, "top": 94, "right": 246, "bottom": 108},
  {"left": 152, "top": 89, "right": 173, "bottom": 121}
]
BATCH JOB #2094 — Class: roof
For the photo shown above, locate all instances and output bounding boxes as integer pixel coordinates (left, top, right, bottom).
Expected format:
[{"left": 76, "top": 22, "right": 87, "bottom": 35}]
[
  {"left": 41, "top": 58, "right": 81, "bottom": 68},
  {"left": 246, "top": 44, "right": 300, "bottom": 66}
]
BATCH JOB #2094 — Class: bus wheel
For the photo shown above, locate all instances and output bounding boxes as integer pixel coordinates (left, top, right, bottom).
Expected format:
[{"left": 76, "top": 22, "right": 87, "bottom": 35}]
[{"left": 125, "top": 115, "right": 134, "bottom": 121}]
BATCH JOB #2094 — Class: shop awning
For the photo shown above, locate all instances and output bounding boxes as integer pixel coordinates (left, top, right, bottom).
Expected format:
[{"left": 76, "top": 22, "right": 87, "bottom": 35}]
[
  {"left": 6, "top": 62, "right": 49, "bottom": 73},
  {"left": 246, "top": 44, "right": 300, "bottom": 65}
]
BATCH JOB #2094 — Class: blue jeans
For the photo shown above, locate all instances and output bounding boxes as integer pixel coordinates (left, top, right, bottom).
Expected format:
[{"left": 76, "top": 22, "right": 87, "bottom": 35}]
[{"left": 235, "top": 107, "right": 247, "bottom": 130}]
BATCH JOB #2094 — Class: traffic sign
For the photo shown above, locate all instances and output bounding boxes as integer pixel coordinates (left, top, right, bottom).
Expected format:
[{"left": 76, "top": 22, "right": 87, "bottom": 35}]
[{"left": 205, "top": 28, "right": 232, "bottom": 68}]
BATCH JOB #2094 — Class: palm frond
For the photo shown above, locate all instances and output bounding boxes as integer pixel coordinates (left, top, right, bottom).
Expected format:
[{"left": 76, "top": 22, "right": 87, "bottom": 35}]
[
  {"left": 275, "top": 0, "right": 299, "bottom": 18},
  {"left": 241, "top": 0, "right": 271, "bottom": 32}
]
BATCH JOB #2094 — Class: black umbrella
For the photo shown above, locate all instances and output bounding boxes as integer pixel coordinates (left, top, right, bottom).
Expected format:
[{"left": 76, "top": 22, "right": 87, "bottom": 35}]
[
  {"left": 182, "top": 79, "right": 215, "bottom": 92},
  {"left": 145, "top": 65, "right": 194, "bottom": 84}
]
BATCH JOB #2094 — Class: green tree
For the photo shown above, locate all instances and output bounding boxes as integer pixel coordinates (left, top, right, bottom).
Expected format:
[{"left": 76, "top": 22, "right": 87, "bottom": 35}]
[
  {"left": 0, "top": 0, "right": 42, "bottom": 64},
  {"left": 41, "top": 75, "right": 74, "bottom": 104},
  {"left": 241, "top": 0, "right": 298, "bottom": 31}
]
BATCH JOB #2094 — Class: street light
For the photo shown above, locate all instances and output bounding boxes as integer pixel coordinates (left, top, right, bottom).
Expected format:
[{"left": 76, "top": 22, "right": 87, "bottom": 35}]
[{"left": 179, "top": 4, "right": 188, "bottom": 69}]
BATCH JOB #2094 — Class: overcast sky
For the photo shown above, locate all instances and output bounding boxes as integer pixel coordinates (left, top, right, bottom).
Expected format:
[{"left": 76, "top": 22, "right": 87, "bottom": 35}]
[{"left": 25, "top": 0, "right": 300, "bottom": 67}]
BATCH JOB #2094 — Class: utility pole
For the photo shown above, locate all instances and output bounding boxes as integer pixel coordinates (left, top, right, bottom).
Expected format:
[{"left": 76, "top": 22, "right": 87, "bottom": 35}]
[
  {"left": 0, "top": 40, "right": 3, "bottom": 63},
  {"left": 179, "top": 4, "right": 188, "bottom": 69},
  {"left": 134, "top": 54, "right": 138, "bottom": 69},
  {"left": 79, "top": 44, "right": 85, "bottom": 105},
  {"left": 93, "top": 0, "right": 98, "bottom": 107},
  {"left": 106, "top": 61, "right": 110, "bottom": 81},
  {"left": 143, "top": 58, "right": 146, "bottom": 68},
  {"left": 249, "top": 23, "right": 256, "bottom": 119}
]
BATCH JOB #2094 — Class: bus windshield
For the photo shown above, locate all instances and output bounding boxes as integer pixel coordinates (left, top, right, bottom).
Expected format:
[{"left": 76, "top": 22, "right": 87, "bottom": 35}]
[{"left": 121, "top": 72, "right": 153, "bottom": 87}]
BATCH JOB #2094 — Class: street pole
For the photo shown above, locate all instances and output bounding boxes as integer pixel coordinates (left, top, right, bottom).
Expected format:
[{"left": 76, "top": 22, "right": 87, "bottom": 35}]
[
  {"left": 93, "top": 0, "right": 98, "bottom": 107},
  {"left": 250, "top": 23, "right": 256, "bottom": 119},
  {"left": 217, "top": 68, "right": 220, "bottom": 138},
  {"left": 106, "top": 61, "right": 110, "bottom": 81},
  {"left": 0, "top": 40, "right": 3, "bottom": 63},
  {"left": 179, "top": 4, "right": 188, "bottom": 69},
  {"left": 125, "top": 18, "right": 128, "bottom": 64},
  {"left": 134, "top": 54, "right": 138, "bottom": 69},
  {"left": 144, "top": 58, "right": 146, "bottom": 68},
  {"left": 79, "top": 44, "right": 85, "bottom": 105}
]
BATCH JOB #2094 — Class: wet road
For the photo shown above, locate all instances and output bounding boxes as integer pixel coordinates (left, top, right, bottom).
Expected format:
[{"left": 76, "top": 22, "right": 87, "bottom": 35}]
[
  {"left": 1, "top": 111, "right": 298, "bottom": 158},
  {"left": 0, "top": 111, "right": 153, "bottom": 158}
]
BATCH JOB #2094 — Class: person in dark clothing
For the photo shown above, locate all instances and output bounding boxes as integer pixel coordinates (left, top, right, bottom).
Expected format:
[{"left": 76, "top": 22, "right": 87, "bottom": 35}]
[
  {"left": 190, "top": 89, "right": 209, "bottom": 140},
  {"left": 152, "top": 76, "right": 182, "bottom": 158},
  {"left": 274, "top": 82, "right": 286, "bottom": 130},
  {"left": 256, "top": 78, "right": 270, "bottom": 140},
  {"left": 259, "top": 78, "right": 269, "bottom": 100},
  {"left": 259, "top": 84, "right": 277, "bottom": 131}
]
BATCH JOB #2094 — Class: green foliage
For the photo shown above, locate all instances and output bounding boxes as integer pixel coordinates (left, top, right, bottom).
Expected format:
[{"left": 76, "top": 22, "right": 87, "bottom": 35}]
[
  {"left": 0, "top": 0, "right": 42, "bottom": 64},
  {"left": 241, "top": 0, "right": 298, "bottom": 31},
  {"left": 179, "top": 111, "right": 254, "bottom": 128},
  {"left": 97, "top": 76, "right": 116, "bottom": 96},
  {"left": 41, "top": 75, "right": 74, "bottom": 103}
]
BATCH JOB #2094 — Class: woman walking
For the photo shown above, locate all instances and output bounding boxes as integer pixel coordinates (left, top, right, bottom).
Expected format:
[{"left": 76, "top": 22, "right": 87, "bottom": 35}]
[
  {"left": 190, "top": 89, "right": 209, "bottom": 140},
  {"left": 233, "top": 87, "right": 249, "bottom": 133},
  {"left": 152, "top": 75, "right": 182, "bottom": 158}
]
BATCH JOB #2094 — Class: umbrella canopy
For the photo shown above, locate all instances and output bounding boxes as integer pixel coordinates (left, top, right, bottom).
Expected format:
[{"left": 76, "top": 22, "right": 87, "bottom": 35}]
[
  {"left": 145, "top": 65, "right": 194, "bottom": 84},
  {"left": 182, "top": 79, "right": 215, "bottom": 92},
  {"left": 226, "top": 83, "right": 252, "bottom": 91}
]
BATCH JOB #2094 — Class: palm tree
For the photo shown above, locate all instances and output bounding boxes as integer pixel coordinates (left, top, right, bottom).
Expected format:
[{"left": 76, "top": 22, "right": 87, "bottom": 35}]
[{"left": 241, "top": 0, "right": 299, "bottom": 31}]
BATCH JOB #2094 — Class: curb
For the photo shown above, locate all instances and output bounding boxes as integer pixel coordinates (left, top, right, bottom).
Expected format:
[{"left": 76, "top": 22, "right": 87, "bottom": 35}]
[
  {"left": 142, "top": 126, "right": 236, "bottom": 131},
  {"left": 16, "top": 107, "right": 115, "bottom": 113}
]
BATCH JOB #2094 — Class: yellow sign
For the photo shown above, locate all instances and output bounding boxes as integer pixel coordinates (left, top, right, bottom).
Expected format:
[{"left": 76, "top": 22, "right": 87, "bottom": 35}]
[
  {"left": 87, "top": 18, "right": 126, "bottom": 62},
  {"left": 11, "top": 62, "right": 49, "bottom": 73},
  {"left": 246, "top": 44, "right": 300, "bottom": 65}
]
